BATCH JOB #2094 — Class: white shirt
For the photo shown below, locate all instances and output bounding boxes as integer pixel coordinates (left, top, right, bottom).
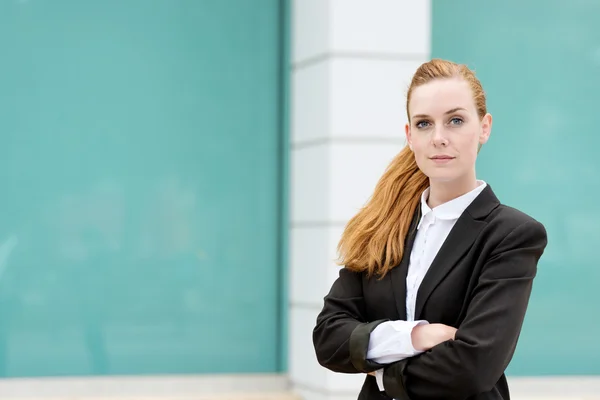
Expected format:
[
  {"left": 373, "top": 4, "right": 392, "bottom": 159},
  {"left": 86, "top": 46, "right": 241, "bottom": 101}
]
[{"left": 367, "top": 181, "right": 487, "bottom": 391}]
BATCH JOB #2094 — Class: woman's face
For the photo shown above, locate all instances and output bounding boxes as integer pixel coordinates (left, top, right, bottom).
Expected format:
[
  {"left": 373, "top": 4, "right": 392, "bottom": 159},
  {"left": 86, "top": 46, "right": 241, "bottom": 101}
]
[{"left": 405, "top": 78, "right": 492, "bottom": 186}]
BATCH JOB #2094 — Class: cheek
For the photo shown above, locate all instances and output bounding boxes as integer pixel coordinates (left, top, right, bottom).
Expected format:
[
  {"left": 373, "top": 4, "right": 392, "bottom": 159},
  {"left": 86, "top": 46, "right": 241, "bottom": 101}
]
[
  {"left": 457, "top": 138, "right": 479, "bottom": 164},
  {"left": 411, "top": 144, "right": 428, "bottom": 162},
  {"left": 412, "top": 147, "right": 431, "bottom": 172},
  {"left": 411, "top": 136, "right": 429, "bottom": 152},
  {"left": 458, "top": 131, "right": 480, "bottom": 152}
]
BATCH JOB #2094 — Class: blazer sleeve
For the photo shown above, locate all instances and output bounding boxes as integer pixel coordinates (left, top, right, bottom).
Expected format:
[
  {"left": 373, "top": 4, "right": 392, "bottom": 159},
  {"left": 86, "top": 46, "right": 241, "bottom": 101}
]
[
  {"left": 381, "top": 220, "right": 548, "bottom": 400},
  {"left": 312, "top": 266, "right": 389, "bottom": 373}
]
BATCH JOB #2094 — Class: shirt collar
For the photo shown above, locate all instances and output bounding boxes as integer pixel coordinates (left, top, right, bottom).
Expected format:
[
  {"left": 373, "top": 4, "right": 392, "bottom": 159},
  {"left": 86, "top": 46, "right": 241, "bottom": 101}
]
[{"left": 418, "top": 180, "right": 487, "bottom": 229}]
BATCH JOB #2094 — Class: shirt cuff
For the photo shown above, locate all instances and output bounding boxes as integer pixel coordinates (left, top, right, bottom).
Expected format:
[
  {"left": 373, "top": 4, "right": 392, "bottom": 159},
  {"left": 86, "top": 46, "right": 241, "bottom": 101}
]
[
  {"left": 375, "top": 368, "right": 385, "bottom": 391},
  {"left": 366, "top": 320, "right": 429, "bottom": 364}
]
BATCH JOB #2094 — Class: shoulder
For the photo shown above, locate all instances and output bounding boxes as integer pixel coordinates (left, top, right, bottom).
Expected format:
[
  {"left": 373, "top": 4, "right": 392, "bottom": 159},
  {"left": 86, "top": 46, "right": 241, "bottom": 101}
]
[
  {"left": 467, "top": 184, "right": 546, "bottom": 242},
  {"left": 484, "top": 204, "right": 548, "bottom": 254},
  {"left": 489, "top": 204, "right": 546, "bottom": 233}
]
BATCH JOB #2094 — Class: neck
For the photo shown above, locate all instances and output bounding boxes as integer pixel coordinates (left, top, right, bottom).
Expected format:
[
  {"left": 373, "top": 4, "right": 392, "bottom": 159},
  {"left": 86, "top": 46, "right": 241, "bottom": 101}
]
[{"left": 427, "top": 176, "right": 479, "bottom": 208}]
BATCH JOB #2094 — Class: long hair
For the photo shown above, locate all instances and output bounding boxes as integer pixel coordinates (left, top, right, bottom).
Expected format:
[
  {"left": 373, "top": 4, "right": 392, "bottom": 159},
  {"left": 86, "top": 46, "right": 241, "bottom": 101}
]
[{"left": 337, "top": 59, "right": 487, "bottom": 278}]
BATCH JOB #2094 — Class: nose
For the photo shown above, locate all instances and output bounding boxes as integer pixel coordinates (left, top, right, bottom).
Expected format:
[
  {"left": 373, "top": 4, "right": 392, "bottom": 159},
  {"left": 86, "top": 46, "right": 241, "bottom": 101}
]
[{"left": 431, "top": 126, "right": 449, "bottom": 147}]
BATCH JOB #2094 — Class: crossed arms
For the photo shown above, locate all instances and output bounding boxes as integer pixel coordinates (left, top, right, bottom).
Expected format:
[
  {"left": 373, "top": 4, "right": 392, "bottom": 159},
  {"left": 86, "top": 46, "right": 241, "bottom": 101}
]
[{"left": 312, "top": 220, "right": 547, "bottom": 399}]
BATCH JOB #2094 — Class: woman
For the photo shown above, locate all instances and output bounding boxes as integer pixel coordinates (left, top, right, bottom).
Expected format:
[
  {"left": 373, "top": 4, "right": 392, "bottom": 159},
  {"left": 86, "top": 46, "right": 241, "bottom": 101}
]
[{"left": 312, "top": 59, "right": 548, "bottom": 400}]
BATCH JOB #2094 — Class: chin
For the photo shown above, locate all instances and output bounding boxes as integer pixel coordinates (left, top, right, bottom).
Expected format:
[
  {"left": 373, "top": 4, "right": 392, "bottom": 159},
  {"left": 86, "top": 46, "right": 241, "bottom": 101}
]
[{"left": 426, "top": 173, "right": 461, "bottom": 184}]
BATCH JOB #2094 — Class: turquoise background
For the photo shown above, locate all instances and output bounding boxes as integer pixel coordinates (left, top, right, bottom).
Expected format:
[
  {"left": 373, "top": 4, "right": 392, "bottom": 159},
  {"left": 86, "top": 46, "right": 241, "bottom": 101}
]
[
  {"left": 432, "top": 0, "right": 600, "bottom": 375},
  {"left": 1, "top": 0, "right": 594, "bottom": 379},
  {"left": 0, "top": 0, "right": 287, "bottom": 376}
]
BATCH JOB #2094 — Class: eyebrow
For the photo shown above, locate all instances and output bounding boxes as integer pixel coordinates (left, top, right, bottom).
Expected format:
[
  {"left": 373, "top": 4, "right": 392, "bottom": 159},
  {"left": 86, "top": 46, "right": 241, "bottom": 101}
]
[{"left": 412, "top": 107, "right": 467, "bottom": 120}]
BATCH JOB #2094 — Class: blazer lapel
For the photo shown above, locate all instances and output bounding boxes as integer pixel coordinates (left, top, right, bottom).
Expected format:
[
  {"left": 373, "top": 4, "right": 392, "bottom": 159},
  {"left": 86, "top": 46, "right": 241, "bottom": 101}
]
[
  {"left": 390, "top": 206, "right": 421, "bottom": 320},
  {"left": 414, "top": 185, "right": 501, "bottom": 320}
]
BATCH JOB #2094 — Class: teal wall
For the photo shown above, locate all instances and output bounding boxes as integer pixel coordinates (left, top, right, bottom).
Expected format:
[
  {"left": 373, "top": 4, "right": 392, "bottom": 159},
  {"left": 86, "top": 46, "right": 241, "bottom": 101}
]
[
  {"left": 0, "top": 0, "right": 287, "bottom": 377},
  {"left": 432, "top": 0, "right": 600, "bottom": 375}
]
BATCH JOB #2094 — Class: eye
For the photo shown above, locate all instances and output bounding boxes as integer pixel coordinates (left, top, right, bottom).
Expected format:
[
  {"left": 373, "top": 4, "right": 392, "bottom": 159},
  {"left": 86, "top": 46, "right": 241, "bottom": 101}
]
[
  {"left": 449, "top": 117, "right": 464, "bottom": 126},
  {"left": 415, "top": 120, "right": 431, "bottom": 129}
]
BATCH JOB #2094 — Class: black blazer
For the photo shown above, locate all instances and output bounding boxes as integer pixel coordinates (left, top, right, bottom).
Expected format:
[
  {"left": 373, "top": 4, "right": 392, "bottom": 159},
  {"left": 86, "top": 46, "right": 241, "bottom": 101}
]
[{"left": 312, "top": 185, "right": 548, "bottom": 400}]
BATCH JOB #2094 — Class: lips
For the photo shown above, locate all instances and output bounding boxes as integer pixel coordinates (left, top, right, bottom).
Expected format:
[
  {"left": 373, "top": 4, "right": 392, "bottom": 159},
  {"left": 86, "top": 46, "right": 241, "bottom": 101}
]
[{"left": 430, "top": 155, "right": 455, "bottom": 164}]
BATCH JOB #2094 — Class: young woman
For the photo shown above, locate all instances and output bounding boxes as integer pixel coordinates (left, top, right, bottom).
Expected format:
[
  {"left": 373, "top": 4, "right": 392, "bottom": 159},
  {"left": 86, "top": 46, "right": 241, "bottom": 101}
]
[{"left": 312, "top": 59, "right": 548, "bottom": 400}]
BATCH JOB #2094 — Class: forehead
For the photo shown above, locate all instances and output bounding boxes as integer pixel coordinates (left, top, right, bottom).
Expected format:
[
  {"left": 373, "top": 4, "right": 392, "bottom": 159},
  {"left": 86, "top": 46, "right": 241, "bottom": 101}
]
[{"left": 409, "top": 78, "right": 475, "bottom": 117}]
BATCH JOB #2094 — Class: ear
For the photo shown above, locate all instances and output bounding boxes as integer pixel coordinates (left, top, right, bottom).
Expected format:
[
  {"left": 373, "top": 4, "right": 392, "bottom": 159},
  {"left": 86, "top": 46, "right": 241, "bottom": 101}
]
[
  {"left": 405, "top": 123, "right": 412, "bottom": 149},
  {"left": 479, "top": 113, "right": 492, "bottom": 145}
]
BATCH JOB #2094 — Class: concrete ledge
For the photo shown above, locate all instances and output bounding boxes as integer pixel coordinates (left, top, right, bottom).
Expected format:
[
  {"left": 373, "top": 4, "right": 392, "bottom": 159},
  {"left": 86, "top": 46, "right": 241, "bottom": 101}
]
[
  {"left": 512, "top": 395, "right": 600, "bottom": 399},
  {"left": 0, "top": 374, "right": 292, "bottom": 398},
  {"left": 2, "top": 375, "right": 600, "bottom": 400},
  {"left": 508, "top": 376, "right": 600, "bottom": 400},
  {"left": 4, "top": 396, "right": 301, "bottom": 400}
]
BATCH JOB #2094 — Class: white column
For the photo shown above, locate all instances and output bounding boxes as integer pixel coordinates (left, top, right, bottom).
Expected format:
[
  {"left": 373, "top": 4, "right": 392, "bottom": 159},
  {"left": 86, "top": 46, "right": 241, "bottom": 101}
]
[{"left": 288, "top": 1, "right": 431, "bottom": 400}]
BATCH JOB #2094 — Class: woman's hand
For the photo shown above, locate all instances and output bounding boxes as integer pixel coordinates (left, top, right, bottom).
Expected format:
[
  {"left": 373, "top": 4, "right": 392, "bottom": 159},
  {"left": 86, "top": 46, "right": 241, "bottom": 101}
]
[{"left": 411, "top": 323, "right": 457, "bottom": 351}]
